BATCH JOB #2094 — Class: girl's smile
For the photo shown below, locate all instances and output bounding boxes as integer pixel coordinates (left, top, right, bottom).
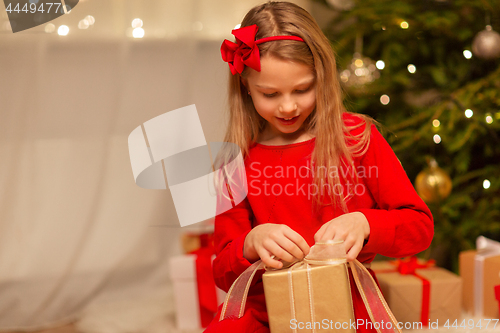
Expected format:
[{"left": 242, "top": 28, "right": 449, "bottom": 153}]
[{"left": 243, "top": 55, "right": 316, "bottom": 145}]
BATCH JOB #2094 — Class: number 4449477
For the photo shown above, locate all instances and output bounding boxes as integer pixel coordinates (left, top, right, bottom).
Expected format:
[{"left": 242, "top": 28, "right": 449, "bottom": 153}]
[
  {"left": 443, "top": 319, "right": 499, "bottom": 329},
  {"left": 5, "top": 3, "right": 63, "bottom": 14}
]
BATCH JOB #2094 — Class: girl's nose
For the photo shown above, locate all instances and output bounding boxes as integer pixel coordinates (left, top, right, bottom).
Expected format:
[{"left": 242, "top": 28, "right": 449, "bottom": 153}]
[{"left": 279, "top": 99, "right": 298, "bottom": 114}]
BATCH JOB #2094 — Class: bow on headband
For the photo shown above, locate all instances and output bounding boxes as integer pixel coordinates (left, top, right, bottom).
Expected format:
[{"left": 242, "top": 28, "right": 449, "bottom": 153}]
[{"left": 220, "top": 24, "right": 305, "bottom": 75}]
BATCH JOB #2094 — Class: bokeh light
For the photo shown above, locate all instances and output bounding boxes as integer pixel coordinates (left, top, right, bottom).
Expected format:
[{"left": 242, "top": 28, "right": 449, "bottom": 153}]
[
  {"left": 57, "top": 25, "right": 69, "bottom": 36},
  {"left": 380, "top": 95, "right": 390, "bottom": 105}
]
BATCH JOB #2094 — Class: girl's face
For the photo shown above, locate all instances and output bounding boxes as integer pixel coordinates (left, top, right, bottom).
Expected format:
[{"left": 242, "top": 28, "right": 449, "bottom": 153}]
[{"left": 243, "top": 55, "right": 316, "bottom": 143}]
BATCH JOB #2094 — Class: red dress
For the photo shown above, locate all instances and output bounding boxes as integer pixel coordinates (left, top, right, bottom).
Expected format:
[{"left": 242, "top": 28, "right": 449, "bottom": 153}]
[{"left": 204, "top": 113, "right": 434, "bottom": 332}]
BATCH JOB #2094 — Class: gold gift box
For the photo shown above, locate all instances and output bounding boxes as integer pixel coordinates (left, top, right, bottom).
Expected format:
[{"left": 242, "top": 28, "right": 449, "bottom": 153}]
[
  {"left": 263, "top": 262, "right": 355, "bottom": 333},
  {"left": 371, "top": 260, "right": 462, "bottom": 325}
]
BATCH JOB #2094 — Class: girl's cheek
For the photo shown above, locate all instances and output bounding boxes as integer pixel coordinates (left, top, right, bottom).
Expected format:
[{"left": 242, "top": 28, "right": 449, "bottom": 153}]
[{"left": 300, "top": 94, "right": 316, "bottom": 108}]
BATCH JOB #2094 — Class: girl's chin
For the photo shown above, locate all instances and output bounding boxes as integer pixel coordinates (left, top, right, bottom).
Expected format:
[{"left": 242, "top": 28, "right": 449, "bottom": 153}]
[{"left": 273, "top": 123, "right": 304, "bottom": 135}]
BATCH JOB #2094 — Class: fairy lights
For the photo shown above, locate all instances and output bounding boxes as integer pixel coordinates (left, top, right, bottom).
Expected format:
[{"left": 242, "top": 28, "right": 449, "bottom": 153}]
[
  {"left": 57, "top": 25, "right": 69, "bottom": 36},
  {"left": 380, "top": 95, "right": 390, "bottom": 105},
  {"left": 486, "top": 114, "right": 493, "bottom": 124},
  {"left": 133, "top": 27, "right": 145, "bottom": 38},
  {"left": 132, "top": 18, "right": 143, "bottom": 28}
]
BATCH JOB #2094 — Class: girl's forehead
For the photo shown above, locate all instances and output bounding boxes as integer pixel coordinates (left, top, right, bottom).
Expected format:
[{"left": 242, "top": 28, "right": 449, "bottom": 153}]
[{"left": 248, "top": 56, "right": 315, "bottom": 88}]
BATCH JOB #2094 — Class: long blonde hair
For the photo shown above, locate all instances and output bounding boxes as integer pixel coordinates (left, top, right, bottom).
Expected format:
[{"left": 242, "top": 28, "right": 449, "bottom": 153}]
[{"left": 216, "top": 1, "right": 376, "bottom": 213}]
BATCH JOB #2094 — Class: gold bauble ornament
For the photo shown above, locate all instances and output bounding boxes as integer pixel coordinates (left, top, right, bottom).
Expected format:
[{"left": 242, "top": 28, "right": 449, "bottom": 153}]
[
  {"left": 415, "top": 158, "right": 452, "bottom": 203},
  {"left": 340, "top": 52, "right": 380, "bottom": 88},
  {"left": 472, "top": 25, "right": 500, "bottom": 60}
]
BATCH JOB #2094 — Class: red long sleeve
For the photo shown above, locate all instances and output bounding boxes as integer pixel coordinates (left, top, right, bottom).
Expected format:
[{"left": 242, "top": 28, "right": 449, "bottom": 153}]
[
  {"left": 212, "top": 198, "right": 253, "bottom": 292},
  {"left": 212, "top": 113, "right": 434, "bottom": 293},
  {"left": 356, "top": 123, "right": 434, "bottom": 258}
]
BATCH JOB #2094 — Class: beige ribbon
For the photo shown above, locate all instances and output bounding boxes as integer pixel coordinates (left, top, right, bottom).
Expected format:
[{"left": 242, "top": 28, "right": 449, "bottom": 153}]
[{"left": 220, "top": 241, "right": 402, "bottom": 333}]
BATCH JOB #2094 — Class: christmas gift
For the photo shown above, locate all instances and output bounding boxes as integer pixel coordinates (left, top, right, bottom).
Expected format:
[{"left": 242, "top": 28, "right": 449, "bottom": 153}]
[
  {"left": 219, "top": 241, "right": 402, "bottom": 333},
  {"left": 372, "top": 257, "right": 461, "bottom": 326},
  {"left": 169, "top": 250, "right": 226, "bottom": 329},
  {"left": 459, "top": 236, "right": 500, "bottom": 318},
  {"left": 181, "top": 230, "right": 214, "bottom": 254}
]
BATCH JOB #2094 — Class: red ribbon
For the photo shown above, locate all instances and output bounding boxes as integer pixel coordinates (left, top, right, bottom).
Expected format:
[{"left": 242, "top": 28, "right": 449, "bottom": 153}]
[
  {"left": 374, "top": 257, "right": 435, "bottom": 327},
  {"left": 494, "top": 285, "right": 500, "bottom": 316},
  {"left": 220, "top": 24, "right": 305, "bottom": 75},
  {"left": 190, "top": 233, "right": 218, "bottom": 328}
]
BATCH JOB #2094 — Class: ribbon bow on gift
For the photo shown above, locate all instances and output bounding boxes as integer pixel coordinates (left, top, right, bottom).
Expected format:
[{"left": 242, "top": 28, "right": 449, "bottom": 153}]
[
  {"left": 373, "top": 256, "right": 436, "bottom": 327},
  {"left": 220, "top": 24, "right": 305, "bottom": 75},
  {"left": 220, "top": 241, "right": 402, "bottom": 333},
  {"left": 395, "top": 256, "right": 435, "bottom": 275}
]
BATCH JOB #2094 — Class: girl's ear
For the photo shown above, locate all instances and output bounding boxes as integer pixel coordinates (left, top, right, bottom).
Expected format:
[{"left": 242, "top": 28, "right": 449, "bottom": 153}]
[{"left": 240, "top": 77, "right": 248, "bottom": 89}]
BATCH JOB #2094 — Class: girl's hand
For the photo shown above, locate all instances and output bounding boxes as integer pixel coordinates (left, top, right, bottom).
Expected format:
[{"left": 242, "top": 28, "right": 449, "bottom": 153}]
[
  {"left": 314, "top": 212, "right": 370, "bottom": 262},
  {"left": 243, "top": 224, "right": 310, "bottom": 269}
]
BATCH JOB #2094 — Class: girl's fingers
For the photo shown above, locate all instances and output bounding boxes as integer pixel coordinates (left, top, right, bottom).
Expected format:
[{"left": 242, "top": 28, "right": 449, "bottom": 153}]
[
  {"left": 274, "top": 235, "right": 305, "bottom": 260},
  {"left": 314, "top": 222, "right": 327, "bottom": 242},
  {"left": 342, "top": 236, "right": 356, "bottom": 253},
  {"left": 263, "top": 240, "right": 296, "bottom": 263},
  {"left": 346, "top": 241, "right": 362, "bottom": 262},
  {"left": 258, "top": 248, "right": 283, "bottom": 269},
  {"left": 319, "top": 223, "right": 337, "bottom": 242},
  {"left": 283, "top": 228, "right": 310, "bottom": 257}
]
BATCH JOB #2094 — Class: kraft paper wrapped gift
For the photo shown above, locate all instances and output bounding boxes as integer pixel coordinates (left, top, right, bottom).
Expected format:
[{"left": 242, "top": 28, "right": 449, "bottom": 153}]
[
  {"left": 459, "top": 236, "right": 500, "bottom": 318},
  {"left": 263, "top": 261, "right": 355, "bottom": 333},
  {"left": 169, "top": 254, "right": 226, "bottom": 330},
  {"left": 219, "top": 241, "right": 402, "bottom": 333},
  {"left": 371, "top": 259, "right": 462, "bottom": 325}
]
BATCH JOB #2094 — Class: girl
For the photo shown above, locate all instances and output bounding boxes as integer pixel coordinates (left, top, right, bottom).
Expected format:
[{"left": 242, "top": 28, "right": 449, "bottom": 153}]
[{"left": 205, "top": 1, "right": 434, "bottom": 332}]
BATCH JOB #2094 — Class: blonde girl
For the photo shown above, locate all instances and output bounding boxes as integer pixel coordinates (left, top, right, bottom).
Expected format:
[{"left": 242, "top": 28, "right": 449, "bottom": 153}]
[{"left": 206, "top": 2, "right": 433, "bottom": 332}]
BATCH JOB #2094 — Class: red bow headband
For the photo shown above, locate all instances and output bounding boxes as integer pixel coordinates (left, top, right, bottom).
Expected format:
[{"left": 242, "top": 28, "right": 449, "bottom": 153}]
[{"left": 220, "top": 24, "right": 305, "bottom": 75}]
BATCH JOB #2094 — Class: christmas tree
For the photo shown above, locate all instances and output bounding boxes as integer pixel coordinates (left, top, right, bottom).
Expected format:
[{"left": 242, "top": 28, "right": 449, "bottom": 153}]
[{"left": 314, "top": 0, "right": 500, "bottom": 271}]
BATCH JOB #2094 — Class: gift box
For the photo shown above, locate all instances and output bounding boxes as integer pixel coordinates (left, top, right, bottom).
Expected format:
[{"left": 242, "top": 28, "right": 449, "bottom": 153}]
[
  {"left": 169, "top": 254, "right": 226, "bottom": 330},
  {"left": 263, "top": 261, "right": 355, "bottom": 333},
  {"left": 181, "top": 231, "right": 214, "bottom": 254},
  {"left": 219, "top": 241, "right": 401, "bottom": 333},
  {"left": 459, "top": 236, "right": 500, "bottom": 318},
  {"left": 372, "top": 258, "right": 462, "bottom": 326}
]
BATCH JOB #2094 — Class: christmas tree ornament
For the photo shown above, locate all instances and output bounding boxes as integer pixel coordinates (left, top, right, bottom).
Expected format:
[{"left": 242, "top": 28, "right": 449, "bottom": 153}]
[
  {"left": 340, "top": 34, "right": 380, "bottom": 88},
  {"left": 326, "top": 0, "right": 355, "bottom": 11},
  {"left": 415, "top": 158, "right": 452, "bottom": 203},
  {"left": 340, "top": 53, "right": 380, "bottom": 87},
  {"left": 472, "top": 25, "right": 500, "bottom": 60}
]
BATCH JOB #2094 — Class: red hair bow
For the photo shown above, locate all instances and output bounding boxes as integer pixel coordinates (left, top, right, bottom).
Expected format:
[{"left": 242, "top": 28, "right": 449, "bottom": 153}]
[
  {"left": 220, "top": 24, "right": 305, "bottom": 75},
  {"left": 221, "top": 25, "right": 261, "bottom": 75}
]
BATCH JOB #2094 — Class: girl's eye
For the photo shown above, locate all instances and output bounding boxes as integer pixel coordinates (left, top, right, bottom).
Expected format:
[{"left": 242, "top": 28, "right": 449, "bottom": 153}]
[
  {"left": 296, "top": 87, "right": 311, "bottom": 94},
  {"left": 263, "top": 93, "right": 277, "bottom": 98}
]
